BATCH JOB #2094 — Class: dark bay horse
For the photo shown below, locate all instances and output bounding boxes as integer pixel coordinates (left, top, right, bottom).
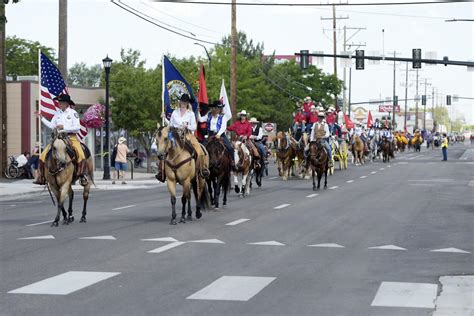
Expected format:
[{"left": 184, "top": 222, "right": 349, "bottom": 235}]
[
  {"left": 206, "top": 137, "right": 231, "bottom": 209},
  {"left": 45, "top": 130, "right": 92, "bottom": 226},
  {"left": 381, "top": 137, "right": 391, "bottom": 163},
  {"left": 307, "top": 140, "right": 329, "bottom": 190},
  {"left": 155, "top": 126, "right": 209, "bottom": 225}
]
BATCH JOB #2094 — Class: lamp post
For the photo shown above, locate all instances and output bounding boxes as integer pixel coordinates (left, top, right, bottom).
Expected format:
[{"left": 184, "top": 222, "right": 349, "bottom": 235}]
[
  {"left": 194, "top": 43, "right": 211, "bottom": 68},
  {"left": 102, "top": 55, "right": 112, "bottom": 180}
]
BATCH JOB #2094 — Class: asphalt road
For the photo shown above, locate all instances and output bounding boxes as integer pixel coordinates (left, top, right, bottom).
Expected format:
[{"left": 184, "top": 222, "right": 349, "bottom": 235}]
[{"left": 1, "top": 144, "right": 472, "bottom": 316}]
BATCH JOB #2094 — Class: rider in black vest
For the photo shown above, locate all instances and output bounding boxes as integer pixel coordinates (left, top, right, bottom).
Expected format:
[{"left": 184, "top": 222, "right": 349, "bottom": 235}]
[{"left": 249, "top": 117, "right": 268, "bottom": 164}]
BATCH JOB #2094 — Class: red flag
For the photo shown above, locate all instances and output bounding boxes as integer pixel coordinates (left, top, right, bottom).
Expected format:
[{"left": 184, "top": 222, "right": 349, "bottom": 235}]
[
  {"left": 198, "top": 64, "right": 208, "bottom": 105},
  {"left": 344, "top": 113, "right": 354, "bottom": 129},
  {"left": 366, "top": 110, "right": 373, "bottom": 128}
]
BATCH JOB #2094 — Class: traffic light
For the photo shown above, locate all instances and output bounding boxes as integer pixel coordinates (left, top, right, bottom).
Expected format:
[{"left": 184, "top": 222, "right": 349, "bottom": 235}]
[
  {"left": 412, "top": 48, "right": 422, "bottom": 69},
  {"left": 355, "top": 50, "right": 364, "bottom": 70},
  {"left": 422, "top": 95, "right": 426, "bottom": 105},
  {"left": 447, "top": 95, "right": 452, "bottom": 105},
  {"left": 300, "top": 50, "right": 309, "bottom": 70},
  {"left": 393, "top": 95, "right": 398, "bottom": 105}
]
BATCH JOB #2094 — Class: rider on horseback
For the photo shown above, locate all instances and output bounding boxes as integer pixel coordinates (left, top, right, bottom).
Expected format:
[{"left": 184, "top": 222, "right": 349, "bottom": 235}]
[
  {"left": 305, "top": 105, "right": 319, "bottom": 134},
  {"left": 197, "top": 100, "right": 235, "bottom": 167},
  {"left": 33, "top": 94, "right": 88, "bottom": 186},
  {"left": 307, "top": 112, "right": 333, "bottom": 167},
  {"left": 249, "top": 117, "right": 268, "bottom": 165},
  {"left": 158, "top": 93, "right": 210, "bottom": 181}
]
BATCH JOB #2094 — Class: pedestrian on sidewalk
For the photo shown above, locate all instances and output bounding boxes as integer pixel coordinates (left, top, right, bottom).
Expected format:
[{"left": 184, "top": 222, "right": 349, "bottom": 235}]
[
  {"left": 115, "top": 137, "right": 130, "bottom": 184},
  {"left": 111, "top": 141, "right": 118, "bottom": 184},
  {"left": 441, "top": 133, "right": 449, "bottom": 161}
]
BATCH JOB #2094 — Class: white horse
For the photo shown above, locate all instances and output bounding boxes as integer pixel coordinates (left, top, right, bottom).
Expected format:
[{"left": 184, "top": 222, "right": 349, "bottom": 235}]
[{"left": 370, "top": 130, "right": 381, "bottom": 162}]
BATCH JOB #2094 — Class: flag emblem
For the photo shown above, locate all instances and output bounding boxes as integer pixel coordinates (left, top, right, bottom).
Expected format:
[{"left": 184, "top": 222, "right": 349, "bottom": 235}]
[{"left": 166, "top": 80, "right": 191, "bottom": 110}]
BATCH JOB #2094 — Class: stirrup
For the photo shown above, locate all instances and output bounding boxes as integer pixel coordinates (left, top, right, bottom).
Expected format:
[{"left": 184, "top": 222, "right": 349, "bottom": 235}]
[
  {"left": 155, "top": 172, "right": 166, "bottom": 182},
  {"left": 200, "top": 168, "right": 210, "bottom": 178},
  {"left": 79, "top": 175, "right": 89, "bottom": 186}
]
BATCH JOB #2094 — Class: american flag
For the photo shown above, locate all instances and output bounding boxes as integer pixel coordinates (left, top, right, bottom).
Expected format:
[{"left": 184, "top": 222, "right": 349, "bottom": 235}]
[{"left": 40, "top": 52, "right": 88, "bottom": 140}]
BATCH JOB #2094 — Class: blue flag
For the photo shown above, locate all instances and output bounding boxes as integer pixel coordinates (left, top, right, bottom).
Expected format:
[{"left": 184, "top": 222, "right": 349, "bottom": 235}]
[{"left": 162, "top": 56, "right": 198, "bottom": 119}]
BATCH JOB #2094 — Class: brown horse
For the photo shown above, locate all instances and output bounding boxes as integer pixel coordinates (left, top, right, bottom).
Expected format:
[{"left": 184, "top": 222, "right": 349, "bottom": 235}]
[
  {"left": 206, "top": 137, "right": 231, "bottom": 209},
  {"left": 307, "top": 140, "right": 329, "bottom": 190},
  {"left": 45, "top": 130, "right": 92, "bottom": 226},
  {"left": 155, "top": 126, "right": 209, "bottom": 225},
  {"left": 381, "top": 137, "right": 391, "bottom": 163},
  {"left": 275, "top": 131, "right": 300, "bottom": 180},
  {"left": 233, "top": 140, "right": 252, "bottom": 196},
  {"left": 352, "top": 135, "right": 365, "bottom": 166}
]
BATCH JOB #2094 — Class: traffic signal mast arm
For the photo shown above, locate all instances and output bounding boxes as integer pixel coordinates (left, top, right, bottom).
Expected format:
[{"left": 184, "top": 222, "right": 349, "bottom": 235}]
[{"left": 295, "top": 52, "right": 474, "bottom": 67}]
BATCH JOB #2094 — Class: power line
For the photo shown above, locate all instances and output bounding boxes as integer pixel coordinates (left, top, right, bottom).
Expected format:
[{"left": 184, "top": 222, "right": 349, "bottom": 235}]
[
  {"left": 150, "top": 0, "right": 468, "bottom": 7},
  {"left": 111, "top": 0, "right": 218, "bottom": 45}
]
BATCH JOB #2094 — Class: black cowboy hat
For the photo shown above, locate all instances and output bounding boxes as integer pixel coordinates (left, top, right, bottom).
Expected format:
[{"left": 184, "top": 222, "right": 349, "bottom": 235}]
[
  {"left": 53, "top": 93, "right": 75, "bottom": 105},
  {"left": 210, "top": 100, "right": 224, "bottom": 108},
  {"left": 180, "top": 93, "right": 191, "bottom": 103}
]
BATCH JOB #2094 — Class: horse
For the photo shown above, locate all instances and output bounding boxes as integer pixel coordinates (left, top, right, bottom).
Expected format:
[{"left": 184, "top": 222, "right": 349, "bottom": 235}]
[
  {"left": 233, "top": 140, "right": 252, "bottom": 197},
  {"left": 306, "top": 140, "right": 329, "bottom": 190},
  {"left": 275, "top": 131, "right": 301, "bottom": 180},
  {"left": 246, "top": 139, "right": 265, "bottom": 189},
  {"left": 369, "top": 130, "right": 381, "bottom": 162},
  {"left": 381, "top": 137, "right": 391, "bottom": 163},
  {"left": 155, "top": 126, "right": 209, "bottom": 225},
  {"left": 45, "top": 129, "right": 92, "bottom": 227},
  {"left": 333, "top": 137, "right": 348, "bottom": 170},
  {"left": 205, "top": 137, "right": 231, "bottom": 209},
  {"left": 352, "top": 135, "right": 365, "bottom": 166}
]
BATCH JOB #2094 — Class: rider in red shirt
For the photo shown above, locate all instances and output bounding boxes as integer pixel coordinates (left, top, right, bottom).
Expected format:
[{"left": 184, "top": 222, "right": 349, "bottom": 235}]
[
  {"left": 227, "top": 110, "right": 252, "bottom": 139},
  {"left": 302, "top": 96, "right": 315, "bottom": 116},
  {"left": 305, "top": 105, "right": 319, "bottom": 133}
]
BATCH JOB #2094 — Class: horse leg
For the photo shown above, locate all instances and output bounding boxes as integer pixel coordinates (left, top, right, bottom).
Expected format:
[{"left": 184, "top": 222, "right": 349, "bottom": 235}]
[
  {"left": 234, "top": 174, "right": 240, "bottom": 194},
  {"left": 242, "top": 172, "right": 249, "bottom": 197},
  {"left": 222, "top": 178, "right": 228, "bottom": 206},
  {"left": 167, "top": 180, "right": 178, "bottom": 225},
  {"left": 312, "top": 169, "right": 316, "bottom": 191},
  {"left": 317, "top": 171, "right": 322, "bottom": 190},
  {"left": 80, "top": 182, "right": 90, "bottom": 223},
  {"left": 61, "top": 206, "right": 68, "bottom": 225},
  {"left": 53, "top": 187, "right": 68, "bottom": 227},
  {"left": 214, "top": 179, "right": 220, "bottom": 209},
  {"left": 67, "top": 187, "right": 74, "bottom": 223},
  {"left": 180, "top": 181, "right": 191, "bottom": 223},
  {"left": 207, "top": 179, "right": 214, "bottom": 206},
  {"left": 189, "top": 180, "right": 198, "bottom": 220},
  {"left": 324, "top": 167, "right": 328, "bottom": 189},
  {"left": 52, "top": 203, "right": 61, "bottom": 227}
]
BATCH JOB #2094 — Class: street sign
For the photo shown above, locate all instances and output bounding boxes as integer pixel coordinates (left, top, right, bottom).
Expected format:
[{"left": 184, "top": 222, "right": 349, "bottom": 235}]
[
  {"left": 378, "top": 105, "right": 401, "bottom": 113},
  {"left": 263, "top": 122, "right": 276, "bottom": 134}
]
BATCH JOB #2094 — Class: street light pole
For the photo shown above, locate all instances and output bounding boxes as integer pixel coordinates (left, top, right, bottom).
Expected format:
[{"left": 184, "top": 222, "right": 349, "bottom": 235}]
[
  {"left": 403, "top": 62, "right": 408, "bottom": 132},
  {"left": 194, "top": 43, "right": 211, "bottom": 69},
  {"left": 102, "top": 55, "right": 112, "bottom": 180}
]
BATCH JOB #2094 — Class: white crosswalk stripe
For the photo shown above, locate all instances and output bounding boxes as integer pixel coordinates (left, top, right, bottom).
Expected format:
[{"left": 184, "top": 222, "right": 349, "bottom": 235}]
[{"left": 371, "top": 281, "right": 438, "bottom": 308}]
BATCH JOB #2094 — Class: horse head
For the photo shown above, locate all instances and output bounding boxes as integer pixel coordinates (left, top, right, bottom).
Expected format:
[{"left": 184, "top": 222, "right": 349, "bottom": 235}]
[
  {"left": 51, "top": 131, "right": 70, "bottom": 167},
  {"left": 207, "top": 138, "right": 226, "bottom": 170}
]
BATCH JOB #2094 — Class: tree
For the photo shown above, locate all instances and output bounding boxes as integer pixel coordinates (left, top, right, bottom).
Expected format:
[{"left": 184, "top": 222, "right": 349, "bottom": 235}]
[
  {"left": 68, "top": 62, "right": 101, "bottom": 87},
  {"left": 109, "top": 49, "right": 161, "bottom": 172},
  {"left": 5, "top": 36, "right": 56, "bottom": 79}
]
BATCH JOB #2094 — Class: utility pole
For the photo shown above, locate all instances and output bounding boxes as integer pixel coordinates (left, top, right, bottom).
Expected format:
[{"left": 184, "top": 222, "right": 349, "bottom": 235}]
[
  {"left": 391, "top": 51, "right": 397, "bottom": 130},
  {"left": 58, "top": 0, "right": 67, "bottom": 81},
  {"left": 230, "top": 0, "right": 237, "bottom": 121},
  {"left": 321, "top": 7, "right": 348, "bottom": 110},
  {"left": 420, "top": 78, "right": 431, "bottom": 131},
  {"left": 0, "top": 3, "right": 6, "bottom": 177},
  {"left": 404, "top": 62, "right": 408, "bottom": 132},
  {"left": 414, "top": 68, "right": 419, "bottom": 131},
  {"left": 431, "top": 87, "right": 435, "bottom": 130}
]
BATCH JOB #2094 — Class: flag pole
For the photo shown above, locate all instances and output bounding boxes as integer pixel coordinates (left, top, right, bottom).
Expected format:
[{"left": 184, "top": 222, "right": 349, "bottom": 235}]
[
  {"left": 161, "top": 55, "right": 165, "bottom": 126},
  {"left": 38, "top": 49, "right": 42, "bottom": 156}
]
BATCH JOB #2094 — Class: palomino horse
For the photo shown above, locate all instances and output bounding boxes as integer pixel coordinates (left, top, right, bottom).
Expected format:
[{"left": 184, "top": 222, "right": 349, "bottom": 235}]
[
  {"left": 45, "top": 129, "right": 92, "bottom": 226},
  {"left": 206, "top": 137, "right": 231, "bottom": 209},
  {"left": 352, "top": 135, "right": 365, "bottom": 166},
  {"left": 233, "top": 140, "right": 252, "bottom": 197},
  {"left": 155, "top": 126, "right": 209, "bottom": 225},
  {"left": 307, "top": 140, "right": 329, "bottom": 190},
  {"left": 333, "top": 137, "right": 348, "bottom": 170}
]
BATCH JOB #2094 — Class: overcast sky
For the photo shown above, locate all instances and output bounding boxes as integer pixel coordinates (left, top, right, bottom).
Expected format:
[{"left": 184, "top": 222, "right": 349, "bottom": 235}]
[{"left": 6, "top": 0, "right": 474, "bottom": 123}]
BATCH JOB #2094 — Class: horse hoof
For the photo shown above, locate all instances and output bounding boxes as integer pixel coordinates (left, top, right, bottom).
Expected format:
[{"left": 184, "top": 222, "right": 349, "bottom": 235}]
[
  {"left": 80, "top": 217, "right": 86, "bottom": 223},
  {"left": 179, "top": 218, "right": 186, "bottom": 223},
  {"left": 196, "top": 212, "right": 202, "bottom": 219},
  {"left": 170, "top": 219, "right": 177, "bottom": 225},
  {"left": 51, "top": 221, "right": 58, "bottom": 227},
  {"left": 68, "top": 216, "right": 74, "bottom": 223},
  {"left": 187, "top": 215, "right": 193, "bottom": 221},
  {"left": 234, "top": 185, "right": 240, "bottom": 194},
  {"left": 62, "top": 220, "right": 69, "bottom": 225}
]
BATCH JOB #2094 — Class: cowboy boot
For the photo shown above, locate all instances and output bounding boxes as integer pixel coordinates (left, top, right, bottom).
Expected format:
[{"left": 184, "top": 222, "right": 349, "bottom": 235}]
[
  {"left": 78, "top": 160, "right": 89, "bottom": 186},
  {"left": 33, "top": 161, "right": 46, "bottom": 185}
]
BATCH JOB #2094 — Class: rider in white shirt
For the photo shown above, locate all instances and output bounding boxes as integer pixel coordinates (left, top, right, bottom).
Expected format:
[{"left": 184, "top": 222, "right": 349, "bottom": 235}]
[{"left": 309, "top": 113, "right": 333, "bottom": 167}]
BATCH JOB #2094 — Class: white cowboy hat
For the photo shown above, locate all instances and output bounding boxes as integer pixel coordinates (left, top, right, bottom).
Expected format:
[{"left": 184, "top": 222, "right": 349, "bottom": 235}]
[
  {"left": 304, "top": 96, "right": 312, "bottom": 102},
  {"left": 310, "top": 105, "right": 316, "bottom": 110},
  {"left": 317, "top": 106, "right": 324, "bottom": 112},
  {"left": 238, "top": 110, "right": 248, "bottom": 116},
  {"left": 317, "top": 112, "right": 326, "bottom": 117},
  {"left": 118, "top": 136, "right": 126, "bottom": 144},
  {"left": 249, "top": 117, "right": 259, "bottom": 123}
]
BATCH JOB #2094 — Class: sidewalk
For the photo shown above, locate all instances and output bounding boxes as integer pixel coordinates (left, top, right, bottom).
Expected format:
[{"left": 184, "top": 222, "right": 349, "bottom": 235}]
[{"left": 0, "top": 171, "right": 163, "bottom": 201}]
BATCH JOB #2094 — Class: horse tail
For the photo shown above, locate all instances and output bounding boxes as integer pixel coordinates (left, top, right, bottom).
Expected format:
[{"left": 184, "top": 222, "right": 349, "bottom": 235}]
[
  {"left": 200, "top": 183, "right": 211, "bottom": 210},
  {"left": 86, "top": 157, "right": 96, "bottom": 187}
]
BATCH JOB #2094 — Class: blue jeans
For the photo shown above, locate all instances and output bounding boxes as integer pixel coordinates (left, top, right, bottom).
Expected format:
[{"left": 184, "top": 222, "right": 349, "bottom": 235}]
[
  {"left": 323, "top": 139, "right": 332, "bottom": 159},
  {"left": 442, "top": 147, "right": 447, "bottom": 160},
  {"left": 305, "top": 123, "right": 313, "bottom": 134},
  {"left": 293, "top": 123, "right": 305, "bottom": 134},
  {"left": 255, "top": 141, "right": 267, "bottom": 159}
]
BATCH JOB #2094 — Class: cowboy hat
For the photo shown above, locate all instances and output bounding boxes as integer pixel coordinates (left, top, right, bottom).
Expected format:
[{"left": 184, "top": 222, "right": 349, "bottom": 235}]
[
  {"left": 310, "top": 105, "right": 316, "bottom": 110},
  {"left": 118, "top": 137, "right": 126, "bottom": 144},
  {"left": 304, "top": 96, "right": 312, "bottom": 102},
  {"left": 249, "top": 117, "right": 259, "bottom": 123},
  {"left": 209, "top": 100, "right": 224, "bottom": 108},
  {"left": 179, "top": 93, "right": 191, "bottom": 103},
  {"left": 53, "top": 93, "right": 75, "bottom": 106},
  {"left": 317, "top": 112, "right": 325, "bottom": 117},
  {"left": 238, "top": 110, "right": 248, "bottom": 116}
]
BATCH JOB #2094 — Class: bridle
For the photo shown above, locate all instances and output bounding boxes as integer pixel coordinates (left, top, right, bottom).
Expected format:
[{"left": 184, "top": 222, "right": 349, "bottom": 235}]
[{"left": 49, "top": 131, "right": 73, "bottom": 175}]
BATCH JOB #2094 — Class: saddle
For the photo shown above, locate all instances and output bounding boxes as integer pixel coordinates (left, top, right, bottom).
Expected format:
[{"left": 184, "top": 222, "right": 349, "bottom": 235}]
[{"left": 46, "top": 140, "right": 91, "bottom": 162}]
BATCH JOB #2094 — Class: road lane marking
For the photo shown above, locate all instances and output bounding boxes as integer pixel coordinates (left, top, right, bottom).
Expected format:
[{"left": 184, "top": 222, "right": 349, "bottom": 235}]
[
  {"left": 360, "top": 176, "right": 367, "bottom": 179},
  {"left": 379, "top": 168, "right": 385, "bottom": 170},
  {"left": 371, "top": 282, "right": 437, "bottom": 308},
  {"left": 79, "top": 236, "right": 116, "bottom": 240},
  {"left": 346, "top": 180, "right": 354, "bottom": 183},
  {"left": 247, "top": 241, "right": 285, "bottom": 246},
  {"left": 226, "top": 219, "right": 250, "bottom": 226},
  {"left": 468, "top": 180, "right": 474, "bottom": 187},
  {"left": 18, "top": 235, "right": 55, "bottom": 240},
  {"left": 188, "top": 239, "right": 225, "bottom": 244},
  {"left": 409, "top": 154, "right": 425, "bottom": 160},
  {"left": 329, "top": 186, "right": 338, "bottom": 190},
  {"left": 368, "top": 245, "right": 407, "bottom": 250},
  {"left": 8, "top": 271, "right": 121, "bottom": 295},
  {"left": 269, "top": 176, "right": 278, "bottom": 180},
  {"left": 148, "top": 241, "right": 186, "bottom": 254},
  {"left": 112, "top": 204, "right": 136, "bottom": 211},
  {"left": 306, "top": 193, "right": 319, "bottom": 198},
  {"left": 307, "top": 243, "right": 345, "bottom": 248},
  {"left": 273, "top": 204, "right": 290, "bottom": 209},
  {"left": 141, "top": 237, "right": 178, "bottom": 242},
  {"left": 430, "top": 247, "right": 470, "bottom": 254},
  {"left": 26, "top": 220, "right": 52, "bottom": 227},
  {"left": 387, "top": 165, "right": 392, "bottom": 168},
  {"left": 371, "top": 171, "right": 377, "bottom": 174},
  {"left": 187, "top": 276, "right": 276, "bottom": 301}
]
